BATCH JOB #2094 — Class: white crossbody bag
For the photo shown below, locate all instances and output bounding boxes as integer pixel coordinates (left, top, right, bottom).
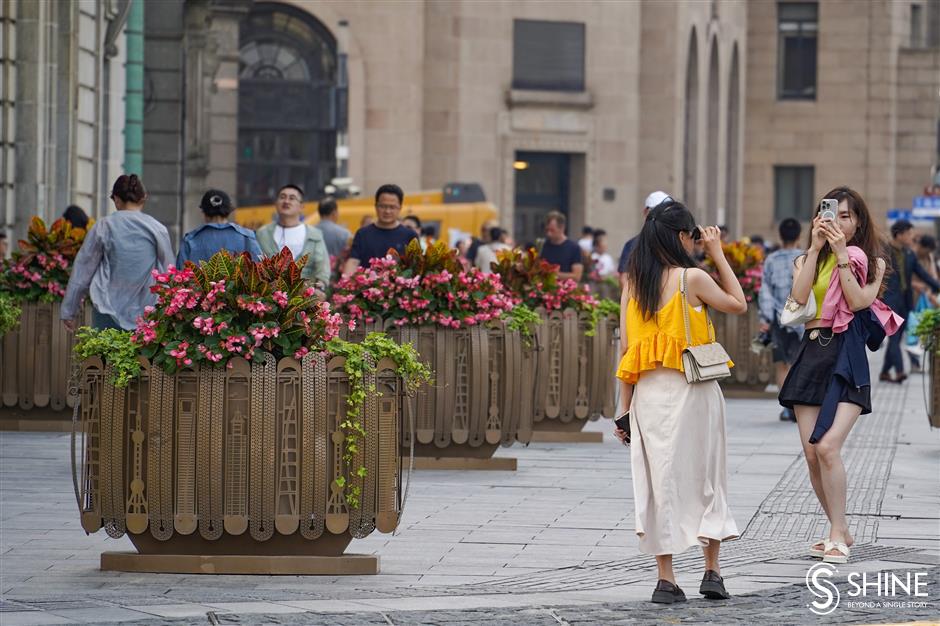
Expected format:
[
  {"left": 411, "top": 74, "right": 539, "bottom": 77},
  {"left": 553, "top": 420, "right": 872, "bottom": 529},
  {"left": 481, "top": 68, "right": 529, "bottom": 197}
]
[{"left": 679, "top": 269, "right": 732, "bottom": 384}]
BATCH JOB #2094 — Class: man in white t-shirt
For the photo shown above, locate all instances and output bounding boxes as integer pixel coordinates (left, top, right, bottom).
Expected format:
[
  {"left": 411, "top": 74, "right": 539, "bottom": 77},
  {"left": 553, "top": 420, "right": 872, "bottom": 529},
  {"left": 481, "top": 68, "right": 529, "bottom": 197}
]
[{"left": 256, "top": 183, "right": 330, "bottom": 287}]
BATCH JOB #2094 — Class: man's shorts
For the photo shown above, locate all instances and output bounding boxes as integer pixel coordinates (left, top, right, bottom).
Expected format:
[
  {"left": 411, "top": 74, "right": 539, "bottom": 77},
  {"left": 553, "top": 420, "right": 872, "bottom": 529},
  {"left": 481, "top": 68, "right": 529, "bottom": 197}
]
[{"left": 771, "top": 322, "right": 802, "bottom": 365}]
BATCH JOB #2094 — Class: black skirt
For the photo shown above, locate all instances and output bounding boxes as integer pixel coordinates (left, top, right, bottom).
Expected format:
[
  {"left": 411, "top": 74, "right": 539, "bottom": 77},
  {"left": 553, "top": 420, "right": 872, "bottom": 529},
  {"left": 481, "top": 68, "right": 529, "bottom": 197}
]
[{"left": 778, "top": 329, "right": 871, "bottom": 412}]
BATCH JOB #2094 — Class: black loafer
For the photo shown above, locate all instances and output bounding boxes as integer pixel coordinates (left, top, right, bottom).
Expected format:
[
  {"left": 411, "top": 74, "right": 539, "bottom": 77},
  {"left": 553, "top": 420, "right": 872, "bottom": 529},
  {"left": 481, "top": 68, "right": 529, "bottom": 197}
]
[
  {"left": 651, "top": 579, "right": 687, "bottom": 604},
  {"left": 700, "top": 569, "right": 731, "bottom": 599}
]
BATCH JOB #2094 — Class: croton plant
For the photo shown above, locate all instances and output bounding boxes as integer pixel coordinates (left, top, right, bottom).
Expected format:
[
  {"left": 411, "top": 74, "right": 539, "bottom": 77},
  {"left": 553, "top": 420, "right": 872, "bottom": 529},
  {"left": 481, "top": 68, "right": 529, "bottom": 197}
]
[
  {"left": 0, "top": 216, "right": 87, "bottom": 302},
  {"left": 132, "top": 249, "right": 348, "bottom": 373},
  {"left": 331, "top": 240, "right": 515, "bottom": 329}
]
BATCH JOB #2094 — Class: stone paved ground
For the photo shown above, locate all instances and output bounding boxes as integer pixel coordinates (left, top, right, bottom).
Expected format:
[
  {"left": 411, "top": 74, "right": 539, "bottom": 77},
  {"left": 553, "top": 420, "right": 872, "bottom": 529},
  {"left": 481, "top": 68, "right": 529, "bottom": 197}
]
[{"left": 1, "top": 354, "right": 938, "bottom": 625}]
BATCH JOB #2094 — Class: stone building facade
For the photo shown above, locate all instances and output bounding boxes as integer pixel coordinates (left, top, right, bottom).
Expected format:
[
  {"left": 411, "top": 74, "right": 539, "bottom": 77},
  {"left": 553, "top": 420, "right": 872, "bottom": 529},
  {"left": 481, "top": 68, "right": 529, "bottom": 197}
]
[
  {"left": 1, "top": 0, "right": 938, "bottom": 249},
  {"left": 1, "top": 0, "right": 133, "bottom": 241},
  {"left": 744, "top": 0, "right": 940, "bottom": 236}
]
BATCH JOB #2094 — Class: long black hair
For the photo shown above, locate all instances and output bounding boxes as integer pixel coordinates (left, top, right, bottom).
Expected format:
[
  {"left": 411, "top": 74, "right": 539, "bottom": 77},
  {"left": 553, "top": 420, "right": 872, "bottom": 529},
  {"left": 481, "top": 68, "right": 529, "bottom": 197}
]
[{"left": 626, "top": 200, "right": 699, "bottom": 319}]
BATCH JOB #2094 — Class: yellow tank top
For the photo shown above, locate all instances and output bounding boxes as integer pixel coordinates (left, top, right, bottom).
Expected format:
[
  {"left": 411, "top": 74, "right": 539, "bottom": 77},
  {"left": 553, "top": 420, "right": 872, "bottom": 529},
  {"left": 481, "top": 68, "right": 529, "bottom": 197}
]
[
  {"left": 812, "top": 255, "right": 837, "bottom": 319},
  {"left": 616, "top": 287, "right": 733, "bottom": 384}
]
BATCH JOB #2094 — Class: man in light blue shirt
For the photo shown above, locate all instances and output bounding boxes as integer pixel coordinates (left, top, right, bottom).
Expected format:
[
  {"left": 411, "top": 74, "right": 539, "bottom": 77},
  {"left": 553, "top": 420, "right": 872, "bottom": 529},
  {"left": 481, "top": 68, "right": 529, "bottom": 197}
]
[{"left": 758, "top": 218, "right": 804, "bottom": 422}]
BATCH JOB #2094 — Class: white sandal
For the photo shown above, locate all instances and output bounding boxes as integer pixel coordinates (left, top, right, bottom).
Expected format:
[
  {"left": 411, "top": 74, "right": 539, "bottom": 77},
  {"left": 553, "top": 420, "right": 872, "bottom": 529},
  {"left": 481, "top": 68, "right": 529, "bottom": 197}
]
[
  {"left": 809, "top": 539, "right": 827, "bottom": 558},
  {"left": 823, "top": 540, "right": 850, "bottom": 564}
]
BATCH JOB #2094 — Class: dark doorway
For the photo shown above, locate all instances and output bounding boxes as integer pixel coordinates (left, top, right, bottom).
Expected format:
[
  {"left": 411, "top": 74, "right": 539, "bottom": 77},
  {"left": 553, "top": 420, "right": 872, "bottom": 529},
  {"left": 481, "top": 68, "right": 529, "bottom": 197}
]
[
  {"left": 514, "top": 152, "right": 570, "bottom": 248},
  {"left": 237, "top": 4, "right": 340, "bottom": 206}
]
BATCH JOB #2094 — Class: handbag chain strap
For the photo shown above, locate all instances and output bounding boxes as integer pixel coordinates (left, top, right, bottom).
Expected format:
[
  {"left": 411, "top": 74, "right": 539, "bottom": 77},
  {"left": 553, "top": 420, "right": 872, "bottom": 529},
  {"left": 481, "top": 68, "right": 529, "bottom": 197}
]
[{"left": 679, "top": 268, "right": 716, "bottom": 347}]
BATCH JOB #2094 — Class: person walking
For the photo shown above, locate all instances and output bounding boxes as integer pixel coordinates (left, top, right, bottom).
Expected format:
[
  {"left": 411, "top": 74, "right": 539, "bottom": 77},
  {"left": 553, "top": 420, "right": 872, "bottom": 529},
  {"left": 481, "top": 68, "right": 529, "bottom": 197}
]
[
  {"left": 617, "top": 191, "right": 672, "bottom": 288},
  {"left": 474, "top": 227, "right": 512, "bottom": 273},
  {"left": 62, "top": 205, "right": 90, "bottom": 230},
  {"left": 538, "top": 211, "right": 583, "bottom": 281},
  {"left": 880, "top": 219, "right": 940, "bottom": 382},
  {"left": 177, "top": 189, "right": 262, "bottom": 266},
  {"left": 256, "top": 184, "right": 331, "bottom": 288},
  {"left": 342, "top": 184, "right": 418, "bottom": 275},
  {"left": 313, "top": 196, "right": 351, "bottom": 260},
  {"left": 61, "top": 174, "right": 173, "bottom": 331},
  {"left": 907, "top": 234, "right": 939, "bottom": 372},
  {"left": 779, "top": 186, "right": 900, "bottom": 565},
  {"left": 758, "top": 218, "right": 804, "bottom": 421},
  {"left": 614, "top": 200, "right": 746, "bottom": 604}
]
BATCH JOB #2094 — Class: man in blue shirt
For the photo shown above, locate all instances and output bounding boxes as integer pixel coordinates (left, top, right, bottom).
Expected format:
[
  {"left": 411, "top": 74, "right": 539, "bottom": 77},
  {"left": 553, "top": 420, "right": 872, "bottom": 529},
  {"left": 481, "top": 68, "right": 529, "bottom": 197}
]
[
  {"left": 617, "top": 191, "right": 672, "bottom": 287},
  {"left": 758, "top": 218, "right": 803, "bottom": 421},
  {"left": 538, "top": 211, "right": 583, "bottom": 281},
  {"left": 342, "top": 184, "right": 418, "bottom": 275}
]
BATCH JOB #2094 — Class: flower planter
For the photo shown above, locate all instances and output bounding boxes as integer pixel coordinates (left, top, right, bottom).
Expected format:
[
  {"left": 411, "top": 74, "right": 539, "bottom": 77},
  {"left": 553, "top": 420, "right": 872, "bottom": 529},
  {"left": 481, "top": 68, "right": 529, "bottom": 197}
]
[
  {"left": 532, "top": 308, "right": 619, "bottom": 435},
  {"left": 0, "top": 301, "right": 87, "bottom": 422},
  {"left": 711, "top": 307, "right": 773, "bottom": 393},
  {"left": 73, "top": 352, "right": 404, "bottom": 574},
  {"left": 344, "top": 321, "right": 536, "bottom": 469},
  {"left": 929, "top": 329, "right": 940, "bottom": 428}
]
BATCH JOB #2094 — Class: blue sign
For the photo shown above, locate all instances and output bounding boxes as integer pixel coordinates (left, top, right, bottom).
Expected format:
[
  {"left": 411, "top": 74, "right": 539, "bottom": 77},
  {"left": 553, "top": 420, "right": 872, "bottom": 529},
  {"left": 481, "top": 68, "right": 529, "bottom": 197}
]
[
  {"left": 912, "top": 196, "right": 940, "bottom": 218},
  {"left": 887, "top": 209, "right": 911, "bottom": 220}
]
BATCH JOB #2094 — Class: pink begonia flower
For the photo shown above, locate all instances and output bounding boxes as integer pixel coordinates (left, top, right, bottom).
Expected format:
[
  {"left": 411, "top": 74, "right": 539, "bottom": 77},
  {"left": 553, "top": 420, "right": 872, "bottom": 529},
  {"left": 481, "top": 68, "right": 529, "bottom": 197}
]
[
  {"left": 272, "top": 290, "right": 289, "bottom": 307},
  {"left": 294, "top": 347, "right": 310, "bottom": 360}
]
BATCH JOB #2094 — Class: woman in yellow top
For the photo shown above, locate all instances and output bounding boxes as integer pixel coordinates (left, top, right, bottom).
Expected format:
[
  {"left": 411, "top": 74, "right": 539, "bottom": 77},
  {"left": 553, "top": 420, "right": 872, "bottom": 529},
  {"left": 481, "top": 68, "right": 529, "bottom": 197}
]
[{"left": 613, "top": 200, "right": 748, "bottom": 604}]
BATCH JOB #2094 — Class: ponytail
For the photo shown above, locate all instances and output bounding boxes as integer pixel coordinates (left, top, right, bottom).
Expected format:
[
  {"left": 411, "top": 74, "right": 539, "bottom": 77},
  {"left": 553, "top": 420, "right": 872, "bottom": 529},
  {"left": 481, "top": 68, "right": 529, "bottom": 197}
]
[{"left": 111, "top": 174, "right": 147, "bottom": 204}]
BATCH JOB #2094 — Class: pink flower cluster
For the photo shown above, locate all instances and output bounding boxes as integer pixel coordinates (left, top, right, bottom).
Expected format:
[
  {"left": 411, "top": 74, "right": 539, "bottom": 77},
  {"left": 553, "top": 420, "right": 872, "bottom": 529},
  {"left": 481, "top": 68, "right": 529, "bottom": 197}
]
[
  {"left": 331, "top": 258, "right": 514, "bottom": 329},
  {"left": 133, "top": 254, "right": 346, "bottom": 374}
]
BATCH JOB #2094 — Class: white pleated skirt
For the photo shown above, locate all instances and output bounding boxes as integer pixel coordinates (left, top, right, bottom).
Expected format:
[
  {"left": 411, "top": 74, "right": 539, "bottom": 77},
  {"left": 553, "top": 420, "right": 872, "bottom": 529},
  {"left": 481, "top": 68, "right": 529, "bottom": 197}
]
[{"left": 630, "top": 366, "right": 739, "bottom": 555}]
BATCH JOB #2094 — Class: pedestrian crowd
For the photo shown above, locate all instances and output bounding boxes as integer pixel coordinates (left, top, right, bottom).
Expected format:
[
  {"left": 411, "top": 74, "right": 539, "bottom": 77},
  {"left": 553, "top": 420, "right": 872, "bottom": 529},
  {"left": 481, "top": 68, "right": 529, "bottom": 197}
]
[{"left": 6, "top": 171, "right": 935, "bottom": 607}]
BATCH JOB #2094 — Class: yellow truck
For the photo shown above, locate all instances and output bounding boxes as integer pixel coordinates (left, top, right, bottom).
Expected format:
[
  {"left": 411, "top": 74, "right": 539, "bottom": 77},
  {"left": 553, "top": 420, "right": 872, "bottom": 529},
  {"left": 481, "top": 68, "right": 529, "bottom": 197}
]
[{"left": 232, "top": 183, "right": 498, "bottom": 247}]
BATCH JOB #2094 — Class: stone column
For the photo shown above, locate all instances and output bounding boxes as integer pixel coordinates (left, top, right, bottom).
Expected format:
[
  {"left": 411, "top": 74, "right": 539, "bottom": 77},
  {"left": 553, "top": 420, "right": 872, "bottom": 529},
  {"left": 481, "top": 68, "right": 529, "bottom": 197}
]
[{"left": 181, "top": 0, "right": 249, "bottom": 237}]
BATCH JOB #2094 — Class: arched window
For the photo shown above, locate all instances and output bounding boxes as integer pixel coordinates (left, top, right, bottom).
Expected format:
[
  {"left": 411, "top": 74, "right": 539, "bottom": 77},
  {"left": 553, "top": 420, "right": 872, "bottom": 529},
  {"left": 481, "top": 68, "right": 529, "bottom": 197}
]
[
  {"left": 705, "top": 39, "right": 719, "bottom": 224},
  {"left": 725, "top": 44, "right": 741, "bottom": 235},
  {"left": 683, "top": 29, "right": 699, "bottom": 211},
  {"left": 237, "top": 3, "right": 338, "bottom": 206}
]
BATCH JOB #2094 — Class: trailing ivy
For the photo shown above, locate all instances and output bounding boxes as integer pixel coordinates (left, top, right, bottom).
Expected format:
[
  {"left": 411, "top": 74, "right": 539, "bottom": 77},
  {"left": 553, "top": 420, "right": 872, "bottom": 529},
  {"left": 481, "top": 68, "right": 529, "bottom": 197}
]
[
  {"left": 504, "top": 303, "right": 541, "bottom": 346},
  {"left": 73, "top": 327, "right": 142, "bottom": 388},
  {"left": 586, "top": 298, "right": 620, "bottom": 337},
  {"left": 325, "top": 332, "right": 433, "bottom": 508},
  {"left": 0, "top": 293, "right": 21, "bottom": 336},
  {"left": 913, "top": 309, "right": 940, "bottom": 354}
]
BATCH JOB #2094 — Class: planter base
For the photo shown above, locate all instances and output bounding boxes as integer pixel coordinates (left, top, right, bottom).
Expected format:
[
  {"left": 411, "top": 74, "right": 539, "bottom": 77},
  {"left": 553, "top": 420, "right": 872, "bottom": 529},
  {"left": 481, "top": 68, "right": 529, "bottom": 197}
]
[
  {"left": 100, "top": 551, "right": 379, "bottom": 575},
  {"left": 529, "top": 430, "right": 603, "bottom": 443},
  {"left": 411, "top": 456, "right": 517, "bottom": 471},
  {"left": 0, "top": 406, "right": 73, "bottom": 431},
  {"left": 531, "top": 417, "right": 603, "bottom": 442}
]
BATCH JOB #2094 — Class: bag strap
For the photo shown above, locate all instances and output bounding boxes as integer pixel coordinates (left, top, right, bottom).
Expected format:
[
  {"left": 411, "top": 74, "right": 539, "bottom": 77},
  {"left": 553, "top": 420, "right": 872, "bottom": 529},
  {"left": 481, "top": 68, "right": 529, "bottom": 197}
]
[
  {"left": 679, "top": 268, "right": 717, "bottom": 346},
  {"left": 680, "top": 269, "right": 693, "bottom": 346}
]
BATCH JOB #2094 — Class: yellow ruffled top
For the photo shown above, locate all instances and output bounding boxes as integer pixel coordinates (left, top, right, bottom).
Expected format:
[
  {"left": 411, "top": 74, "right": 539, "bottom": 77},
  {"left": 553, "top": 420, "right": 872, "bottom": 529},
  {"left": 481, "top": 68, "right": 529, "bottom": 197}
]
[{"left": 616, "top": 291, "right": 733, "bottom": 384}]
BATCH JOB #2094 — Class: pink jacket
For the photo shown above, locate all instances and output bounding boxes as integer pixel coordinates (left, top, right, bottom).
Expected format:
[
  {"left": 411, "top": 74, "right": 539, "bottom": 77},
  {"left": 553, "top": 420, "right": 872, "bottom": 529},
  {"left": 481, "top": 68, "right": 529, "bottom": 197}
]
[{"left": 820, "top": 246, "right": 903, "bottom": 335}]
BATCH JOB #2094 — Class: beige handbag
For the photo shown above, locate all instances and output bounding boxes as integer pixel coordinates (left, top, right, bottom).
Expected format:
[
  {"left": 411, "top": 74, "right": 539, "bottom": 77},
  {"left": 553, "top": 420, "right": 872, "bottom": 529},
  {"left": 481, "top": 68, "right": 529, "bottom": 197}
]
[
  {"left": 779, "top": 294, "right": 816, "bottom": 327},
  {"left": 679, "top": 269, "right": 732, "bottom": 384}
]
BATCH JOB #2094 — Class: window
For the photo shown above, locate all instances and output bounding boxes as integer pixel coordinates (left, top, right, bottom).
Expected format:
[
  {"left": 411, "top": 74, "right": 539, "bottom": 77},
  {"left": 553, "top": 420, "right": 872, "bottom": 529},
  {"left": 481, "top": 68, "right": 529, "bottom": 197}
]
[
  {"left": 910, "top": 3, "right": 924, "bottom": 47},
  {"left": 777, "top": 2, "right": 817, "bottom": 100},
  {"left": 774, "top": 166, "right": 815, "bottom": 221},
  {"left": 512, "top": 19, "right": 585, "bottom": 91}
]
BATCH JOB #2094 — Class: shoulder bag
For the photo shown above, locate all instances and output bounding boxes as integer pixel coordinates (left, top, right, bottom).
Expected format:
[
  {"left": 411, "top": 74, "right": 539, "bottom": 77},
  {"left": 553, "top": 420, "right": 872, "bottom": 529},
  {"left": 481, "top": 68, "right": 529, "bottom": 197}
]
[
  {"left": 779, "top": 293, "right": 816, "bottom": 327},
  {"left": 679, "top": 268, "right": 732, "bottom": 384}
]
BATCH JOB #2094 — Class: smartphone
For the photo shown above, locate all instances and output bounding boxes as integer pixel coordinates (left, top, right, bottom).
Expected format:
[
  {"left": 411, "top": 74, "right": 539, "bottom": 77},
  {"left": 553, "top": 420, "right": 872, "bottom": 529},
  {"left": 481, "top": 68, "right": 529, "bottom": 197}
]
[
  {"left": 614, "top": 411, "right": 631, "bottom": 445},
  {"left": 820, "top": 199, "right": 838, "bottom": 221}
]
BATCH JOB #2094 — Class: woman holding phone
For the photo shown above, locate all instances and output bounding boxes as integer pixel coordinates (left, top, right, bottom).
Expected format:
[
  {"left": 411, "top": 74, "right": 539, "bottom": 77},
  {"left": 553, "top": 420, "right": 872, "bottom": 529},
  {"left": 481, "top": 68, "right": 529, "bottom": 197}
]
[
  {"left": 613, "top": 200, "right": 747, "bottom": 604},
  {"left": 779, "top": 186, "right": 892, "bottom": 565}
]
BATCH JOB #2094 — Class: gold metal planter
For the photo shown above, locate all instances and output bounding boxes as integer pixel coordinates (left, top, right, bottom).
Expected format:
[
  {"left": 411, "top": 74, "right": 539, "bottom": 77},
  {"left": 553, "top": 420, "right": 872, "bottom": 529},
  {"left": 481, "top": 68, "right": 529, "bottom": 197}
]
[
  {"left": 0, "top": 301, "right": 83, "bottom": 424},
  {"left": 711, "top": 307, "right": 773, "bottom": 392},
  {"left": 532, "top": 308, "right": 619, "bottom": 435},
  {"left": 397, "top": 323, "right": 535, "bottom": 464},
  {"left": 73, "top": 353, "right": 404, "bottom": 574}
]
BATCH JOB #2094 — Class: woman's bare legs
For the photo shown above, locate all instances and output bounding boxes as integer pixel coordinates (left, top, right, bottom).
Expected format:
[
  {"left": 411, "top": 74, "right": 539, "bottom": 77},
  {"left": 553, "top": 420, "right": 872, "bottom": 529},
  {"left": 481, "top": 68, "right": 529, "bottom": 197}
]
[
  {"left": 794, "top": 404, "right": 832, "bottom": 550},
  {"left": 814, "top": 402, "right": 861, "bottom": 555},
  {"left": 702, "top": 539, "right": 721, "bottom": 573},
  {"left": 656, "top": 555, "right": 675, "bottom": 583}
]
